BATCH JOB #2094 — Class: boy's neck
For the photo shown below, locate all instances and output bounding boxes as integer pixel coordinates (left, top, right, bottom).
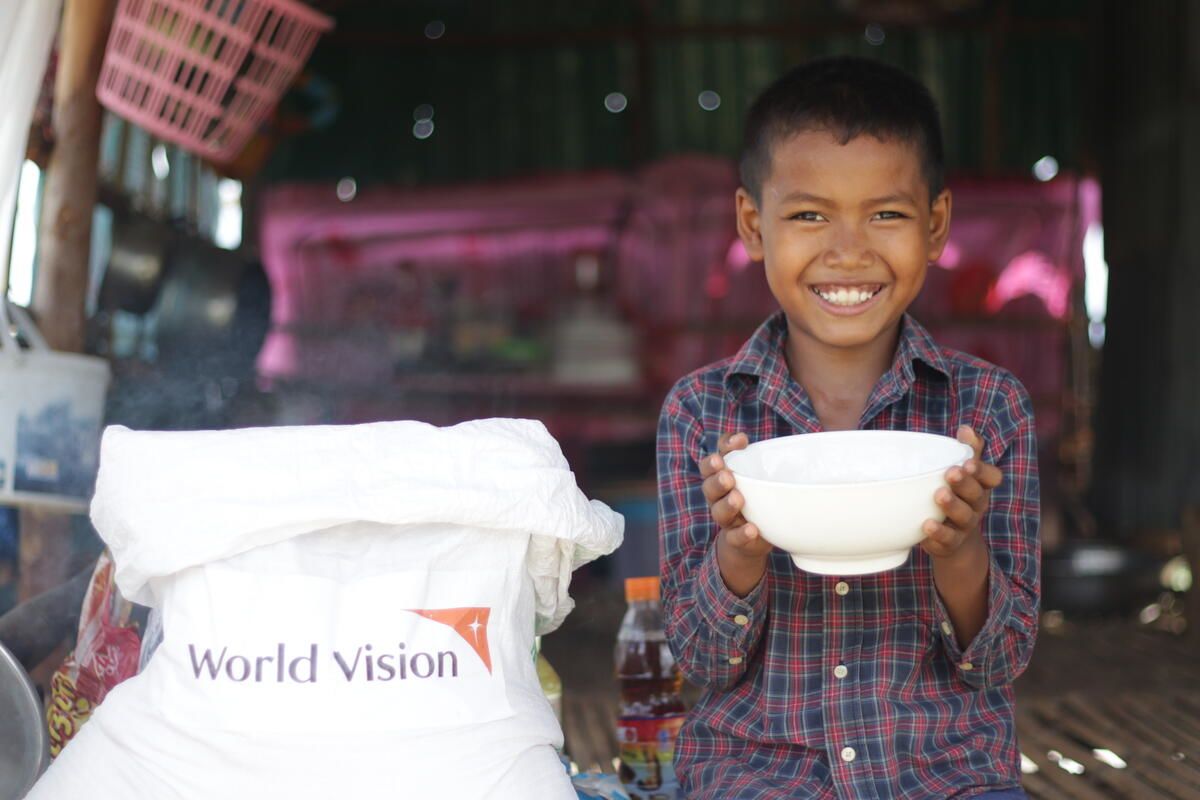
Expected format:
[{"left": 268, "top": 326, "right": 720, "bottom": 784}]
[{"left": 783, "top": 320, "right": 902, "bottom": 432}]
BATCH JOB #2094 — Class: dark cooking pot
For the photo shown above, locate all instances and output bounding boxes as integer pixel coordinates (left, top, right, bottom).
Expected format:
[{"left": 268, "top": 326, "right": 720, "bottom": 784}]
[
  {"left": 98, "top": 212, "right": 173, "bottom": 315},
  {"left": 1041, "top": 540, "right": 1165, "bottom": 616}
]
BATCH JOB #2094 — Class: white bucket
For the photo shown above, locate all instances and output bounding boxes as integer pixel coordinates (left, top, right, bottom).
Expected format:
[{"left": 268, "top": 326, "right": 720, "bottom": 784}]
[{"left": 0, "top": 301, "right": 110, "bottom": 512}]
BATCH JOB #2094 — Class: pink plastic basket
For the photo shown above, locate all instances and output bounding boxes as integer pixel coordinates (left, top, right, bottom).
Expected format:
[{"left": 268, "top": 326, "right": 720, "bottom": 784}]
[{"left": 97, "top": 0, "right": 333, "bottom": 163}]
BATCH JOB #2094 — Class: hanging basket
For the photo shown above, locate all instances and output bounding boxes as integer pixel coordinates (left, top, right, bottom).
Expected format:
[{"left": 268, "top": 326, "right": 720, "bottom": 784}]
[{"left": 97, "top": 0, "right": 333, "bottom": 164}]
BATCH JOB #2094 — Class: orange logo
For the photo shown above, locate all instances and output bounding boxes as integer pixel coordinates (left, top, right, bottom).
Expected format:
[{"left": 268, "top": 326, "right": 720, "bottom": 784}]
[{"left": 404, "top": 607, "right": 492, "bottom": 674}]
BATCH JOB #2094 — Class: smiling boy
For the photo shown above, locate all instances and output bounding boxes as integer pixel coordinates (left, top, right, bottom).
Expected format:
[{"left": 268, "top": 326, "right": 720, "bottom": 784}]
[{"left": 657, "top": 57, "right": 1039, "bottom": 798}]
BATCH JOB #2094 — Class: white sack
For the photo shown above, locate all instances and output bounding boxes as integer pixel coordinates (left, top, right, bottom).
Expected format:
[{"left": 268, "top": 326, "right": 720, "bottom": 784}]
[
  {"left": 93, "top": 417, "right": 621, "bottom": 633},
  {"left": 28, "top": 418, "right": 623, "bottom": 800}
]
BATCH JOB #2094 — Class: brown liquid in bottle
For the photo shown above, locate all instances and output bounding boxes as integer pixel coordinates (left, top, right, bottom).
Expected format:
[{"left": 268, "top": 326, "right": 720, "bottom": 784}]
[
  {"left": 615, "top": 577, "right": 685, "bottom": 799},
  {"left": 618, "top": 636, "right": 685, "bottom": 717}
]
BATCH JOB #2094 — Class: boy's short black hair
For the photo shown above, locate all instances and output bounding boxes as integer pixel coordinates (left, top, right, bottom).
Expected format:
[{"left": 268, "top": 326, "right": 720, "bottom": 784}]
[{"left": 740, "top": 56, "right": 945, "bottom": 205}]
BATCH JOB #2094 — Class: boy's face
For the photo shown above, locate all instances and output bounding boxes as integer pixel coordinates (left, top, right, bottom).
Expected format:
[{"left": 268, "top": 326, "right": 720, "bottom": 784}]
[{"left": 736, "top": 129, "right": 951, "bottom": 355}]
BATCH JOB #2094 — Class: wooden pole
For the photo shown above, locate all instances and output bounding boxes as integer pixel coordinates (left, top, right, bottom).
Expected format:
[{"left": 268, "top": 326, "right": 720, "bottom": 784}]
[
  {"left": 19, "top": 0, "right": 117, "bottom": 607},
  {"left": 31, "top": 0, "right": 117, "bottom": 352}
]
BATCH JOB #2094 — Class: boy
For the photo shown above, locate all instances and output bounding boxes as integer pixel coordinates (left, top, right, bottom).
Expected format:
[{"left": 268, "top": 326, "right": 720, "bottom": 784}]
[{"left": 657, "top": 56, "right": 1039, "bottom": 799}]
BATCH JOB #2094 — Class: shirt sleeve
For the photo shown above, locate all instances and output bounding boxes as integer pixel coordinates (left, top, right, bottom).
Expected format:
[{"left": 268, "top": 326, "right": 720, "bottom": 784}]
[
  {"left": 933, "top": 374, "right": 1041, "bottom": 690},
  {"left": 657, "top": 382, "right": 769, "bottom": 691}
]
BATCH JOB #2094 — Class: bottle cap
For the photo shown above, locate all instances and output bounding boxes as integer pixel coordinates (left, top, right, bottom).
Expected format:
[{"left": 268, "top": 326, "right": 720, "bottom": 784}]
[{"left": 624, "top": 576, "right": 660, "bottom": 602}]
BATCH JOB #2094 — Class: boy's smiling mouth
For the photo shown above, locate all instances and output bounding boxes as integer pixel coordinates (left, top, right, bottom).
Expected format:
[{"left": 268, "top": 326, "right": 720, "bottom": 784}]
[{"left": 809, "top": 283, "right": 884, "bottom": 308}]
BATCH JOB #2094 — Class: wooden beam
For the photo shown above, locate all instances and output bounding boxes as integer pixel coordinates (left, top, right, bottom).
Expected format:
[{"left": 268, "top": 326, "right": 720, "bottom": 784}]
[
  {"left": 31, "top": 0, "right": 118, "bottom": 353},
  {"left": 15, "top": 509, "right": 75, "bottom": 603}
]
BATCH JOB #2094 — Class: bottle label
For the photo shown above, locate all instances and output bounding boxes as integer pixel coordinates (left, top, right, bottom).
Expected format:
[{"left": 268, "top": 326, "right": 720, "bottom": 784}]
[{"left": 617, "top": 713, "right": 685, "bottom": 800}]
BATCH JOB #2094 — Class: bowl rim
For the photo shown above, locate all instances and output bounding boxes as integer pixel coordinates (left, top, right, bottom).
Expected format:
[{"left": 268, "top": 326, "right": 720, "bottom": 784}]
[{"left": 724, "top": 429, "right": 974, "bottom": 490}]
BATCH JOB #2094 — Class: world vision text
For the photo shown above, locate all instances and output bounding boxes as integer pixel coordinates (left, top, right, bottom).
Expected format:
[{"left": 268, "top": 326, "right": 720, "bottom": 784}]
[{"left": 187, "top": 643, "right": 461, "bottom": 683}]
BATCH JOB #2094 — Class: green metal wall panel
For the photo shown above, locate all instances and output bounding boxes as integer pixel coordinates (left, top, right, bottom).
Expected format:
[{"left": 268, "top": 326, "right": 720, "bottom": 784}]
[{"left": 266, "top": 3, "right": 1089, "bottom": 186}]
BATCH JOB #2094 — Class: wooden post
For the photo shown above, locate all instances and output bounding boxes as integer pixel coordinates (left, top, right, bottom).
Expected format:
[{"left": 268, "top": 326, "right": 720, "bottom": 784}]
[
  {"left": 32, "top": 0, "right": 117, "bottom": 352},
  {"left": 15, "top": 510, "right": 75, "bottom": 603},
  {"left": 19, "top": 0, "right": 118, "bottom": 604}
]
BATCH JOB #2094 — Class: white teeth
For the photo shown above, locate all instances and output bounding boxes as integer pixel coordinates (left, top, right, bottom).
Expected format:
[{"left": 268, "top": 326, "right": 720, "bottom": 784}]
[{"left": 815, "top": 286, "right": 878, "bottom": 306}]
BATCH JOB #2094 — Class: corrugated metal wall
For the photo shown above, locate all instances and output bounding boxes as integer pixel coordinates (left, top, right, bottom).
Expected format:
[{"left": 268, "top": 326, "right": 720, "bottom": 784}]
[
  {"left": 1091, "top": 0, "right": 1200, "bottom": 532},
  {"left": 266, "top": 0, "right": 1089, "bottom": 186}
]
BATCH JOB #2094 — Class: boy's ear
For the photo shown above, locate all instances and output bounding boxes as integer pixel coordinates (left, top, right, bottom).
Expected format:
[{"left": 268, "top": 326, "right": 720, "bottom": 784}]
[
  {"left": 926, "top": 188, "right": 953, "bottom": 263},
  {"left": 735, "top": 188, "right": 765, "bottom": 262}
]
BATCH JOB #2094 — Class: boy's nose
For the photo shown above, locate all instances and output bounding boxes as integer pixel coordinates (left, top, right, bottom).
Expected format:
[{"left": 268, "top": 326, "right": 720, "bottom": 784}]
[{"left": 822, "top": 228, "right": 873, "bottom": 270}]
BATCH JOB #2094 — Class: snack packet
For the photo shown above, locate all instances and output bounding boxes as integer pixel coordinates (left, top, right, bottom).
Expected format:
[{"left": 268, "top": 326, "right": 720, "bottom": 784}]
[{"left": 46, "top": 550, "right": 141, "bottom": 757}]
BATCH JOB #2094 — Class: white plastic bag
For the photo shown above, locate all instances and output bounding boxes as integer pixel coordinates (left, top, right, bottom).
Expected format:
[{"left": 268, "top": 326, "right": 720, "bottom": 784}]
[{"left": 29, "top": 418, "right": 623, "bottom": 799}]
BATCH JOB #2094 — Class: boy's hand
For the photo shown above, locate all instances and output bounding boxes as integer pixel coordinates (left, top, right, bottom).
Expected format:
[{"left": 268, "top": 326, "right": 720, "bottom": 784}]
[
  {"left": 921, "top": 426, "right": 1004, "bottom": 561},
  {"left": 700, "top": 432, "right": 773, "bottom": 596}
]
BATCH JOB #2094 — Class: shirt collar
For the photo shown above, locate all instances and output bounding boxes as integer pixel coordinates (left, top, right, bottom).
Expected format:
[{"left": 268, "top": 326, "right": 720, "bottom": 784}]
[
  {"left": 723, "top": 311, "right": 950, "bottom": 401},
  {"left": 894, "top": 313, "right": 951, "bottom": 383},
  {"left": 722, "top": 313, "right": 789, "bottom": 402}
]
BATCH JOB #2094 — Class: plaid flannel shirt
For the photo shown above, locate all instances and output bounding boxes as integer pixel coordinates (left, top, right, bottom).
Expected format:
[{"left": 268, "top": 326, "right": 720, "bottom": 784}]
[{"left": 657, "top": 312, "right": 1040, "bottom": 799}]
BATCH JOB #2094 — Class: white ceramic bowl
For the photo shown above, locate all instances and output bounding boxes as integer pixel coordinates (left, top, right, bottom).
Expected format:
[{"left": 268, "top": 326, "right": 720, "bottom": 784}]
[{"left": 724, "top": 430, "right": 973, "bottom": 575}]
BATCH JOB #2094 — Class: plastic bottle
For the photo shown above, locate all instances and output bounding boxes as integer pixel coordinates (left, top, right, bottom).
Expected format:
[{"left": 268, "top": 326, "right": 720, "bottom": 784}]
[
  {"left": 534, "top": 635, "right": 563, "bottom": 725},
  {"left": 615, "top": 576, "right": 685, "bottom": 800}
]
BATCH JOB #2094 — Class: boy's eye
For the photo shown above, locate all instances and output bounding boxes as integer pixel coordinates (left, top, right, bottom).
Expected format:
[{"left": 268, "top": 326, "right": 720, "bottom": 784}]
[
  {"left": 873, "top": 210, "right": 909, "bottom": 221},
  {"left": 788, "top": 211, "right": 826, "bottom": 222}
]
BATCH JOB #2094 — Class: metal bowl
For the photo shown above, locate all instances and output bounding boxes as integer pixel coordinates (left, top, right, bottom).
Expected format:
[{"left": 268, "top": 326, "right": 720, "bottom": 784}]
[{"left": 0, "top": 641, "right": 46, "bottom": 799}]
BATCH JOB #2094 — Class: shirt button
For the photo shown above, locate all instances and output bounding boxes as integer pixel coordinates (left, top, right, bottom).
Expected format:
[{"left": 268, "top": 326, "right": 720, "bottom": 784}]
[
  {"left": 835, "top": 581, "right": 850, "bottom": 596},
  {"left": 728, "top": 655, "right": 744, "bottom": 665},
  {"left": 941, "top": 621, "right": 954, "bottom": 636},
  {"left": 833, "top": 664, "right": 849, "bottom": 679},
  {"left": 960, "top": 662, "right": 974, "bottom": 671},
  {"left": 733, "top": 614, "right": 750, "bottom": 626},
  {"left": 841, "top": 747, "right": 856, "bottom": 762}
]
